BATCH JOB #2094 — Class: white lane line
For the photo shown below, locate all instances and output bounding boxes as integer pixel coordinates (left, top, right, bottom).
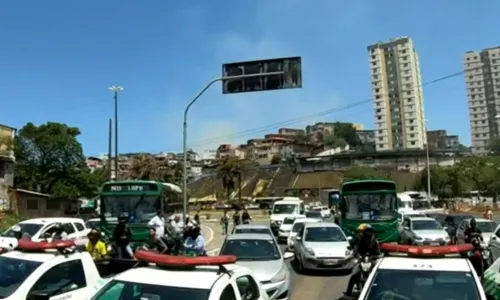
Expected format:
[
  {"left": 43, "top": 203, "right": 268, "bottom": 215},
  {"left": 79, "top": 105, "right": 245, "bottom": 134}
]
[{"left": 202, "top": 224, "right": 214, "bottom": 246}]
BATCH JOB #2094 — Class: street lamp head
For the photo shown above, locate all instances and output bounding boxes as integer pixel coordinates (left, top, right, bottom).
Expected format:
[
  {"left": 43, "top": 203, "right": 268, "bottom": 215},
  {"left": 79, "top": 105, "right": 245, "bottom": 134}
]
[{"left": 108, "top": 86, "right": 124, "bottom": 92}]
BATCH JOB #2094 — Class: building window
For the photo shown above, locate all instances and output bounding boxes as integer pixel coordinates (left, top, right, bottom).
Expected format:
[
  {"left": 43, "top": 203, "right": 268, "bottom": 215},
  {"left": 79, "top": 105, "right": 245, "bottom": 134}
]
[{"left": 27, "top": 199, "right": 38, "bottom": 210}]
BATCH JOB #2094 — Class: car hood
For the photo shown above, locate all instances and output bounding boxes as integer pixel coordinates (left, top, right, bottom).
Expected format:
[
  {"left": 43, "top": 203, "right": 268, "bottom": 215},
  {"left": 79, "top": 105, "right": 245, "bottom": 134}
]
[
  {"left": 280, "top": 224, "right": 293, "bottom": 231},
  {"left": 413, "top": 230, "right": 449, "bottom": 240},
  {"left": 483, "top": 232, "right": 493, "bottom": 244},
  {"left": 303, "top": 241, "right": 350, "bottom": 257},
  {"left": 235, "top": 259, "right": 284, "bottom": 281}
]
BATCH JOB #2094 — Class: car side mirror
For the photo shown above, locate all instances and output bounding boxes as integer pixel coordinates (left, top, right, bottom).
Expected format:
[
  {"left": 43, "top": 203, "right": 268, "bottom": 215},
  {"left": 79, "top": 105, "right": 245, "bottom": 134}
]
[
  {"left": 283, "top": 252, "right": 294, "bottom": 259},
  {"left": 404, "top": 226, "right": 410, "bottom": 231},
  {"left": 443, "top": 226, "right": 448, "bottom": 231},
  {"left": 295, "top": 236, "right": 301, "bottom": 241},
  {"left": 492, "top": 236, "right": 497, "bottom": 241},
  {"left": 27, "top": 291, "right": 50, "bottom": 300}
]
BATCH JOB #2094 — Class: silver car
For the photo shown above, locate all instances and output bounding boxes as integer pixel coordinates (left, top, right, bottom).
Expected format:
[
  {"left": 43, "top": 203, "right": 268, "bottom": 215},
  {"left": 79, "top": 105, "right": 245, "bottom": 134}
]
[
  {"left": 293, "top": 222, "right": 355, "bottom": 273},
  {"left": 399, "top": 216, "right": 450, "bottom": 245},
  {"left": 456, "top": 218, "right": 497, "bottom": 245},
  {"left": 220, "top": 233, "right": 291, "bottom": 300}
]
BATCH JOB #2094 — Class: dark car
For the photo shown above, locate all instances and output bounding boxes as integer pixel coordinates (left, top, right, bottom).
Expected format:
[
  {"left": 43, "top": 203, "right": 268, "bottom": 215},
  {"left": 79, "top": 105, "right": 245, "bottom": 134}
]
[{"left": 442, "top": 214, "right": 474, "bottom": 243}]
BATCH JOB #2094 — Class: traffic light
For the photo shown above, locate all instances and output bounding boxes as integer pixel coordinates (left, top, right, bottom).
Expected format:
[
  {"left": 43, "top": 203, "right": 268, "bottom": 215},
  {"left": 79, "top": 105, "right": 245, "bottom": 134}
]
[{"left": 222, "top": 56, "right": 302, "bottom": 94}]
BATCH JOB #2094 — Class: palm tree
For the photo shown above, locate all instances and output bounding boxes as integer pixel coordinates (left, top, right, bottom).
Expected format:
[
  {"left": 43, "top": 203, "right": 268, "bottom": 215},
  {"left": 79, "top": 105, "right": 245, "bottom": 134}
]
[{"left": 217, "top": 156, "right": 243, "bottom": 202}]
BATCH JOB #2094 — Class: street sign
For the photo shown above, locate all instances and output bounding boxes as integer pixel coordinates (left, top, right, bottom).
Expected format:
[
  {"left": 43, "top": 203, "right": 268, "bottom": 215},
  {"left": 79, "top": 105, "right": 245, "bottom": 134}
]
[{"left": 222, "top": 56, "right": 302, "bottom": 94}]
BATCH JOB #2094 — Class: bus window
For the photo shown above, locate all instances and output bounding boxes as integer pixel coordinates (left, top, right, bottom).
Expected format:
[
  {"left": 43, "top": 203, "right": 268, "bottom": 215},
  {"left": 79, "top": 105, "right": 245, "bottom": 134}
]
[{"left": 344, "top": 194, "right": 396, "bottom": 220}]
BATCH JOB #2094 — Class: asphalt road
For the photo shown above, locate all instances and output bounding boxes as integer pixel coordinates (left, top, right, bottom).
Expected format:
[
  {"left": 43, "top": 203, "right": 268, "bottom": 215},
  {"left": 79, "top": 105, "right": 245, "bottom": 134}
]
[{"left": 202, "top": 218, "right": 350, "bottom": 300}]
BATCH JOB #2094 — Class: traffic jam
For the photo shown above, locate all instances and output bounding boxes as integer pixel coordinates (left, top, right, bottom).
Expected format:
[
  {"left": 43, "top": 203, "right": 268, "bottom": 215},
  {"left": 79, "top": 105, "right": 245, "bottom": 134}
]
[{"left": 0, "top": 180, "right": 498, "bottom": 299}]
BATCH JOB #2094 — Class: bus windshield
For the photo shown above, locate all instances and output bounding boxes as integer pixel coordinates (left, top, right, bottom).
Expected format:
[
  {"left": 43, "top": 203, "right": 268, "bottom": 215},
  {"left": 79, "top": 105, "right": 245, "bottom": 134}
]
[
  {"left": 102, "top": 195, "right": 160, "bottom": 222},
  {"left": 344, "top": 193, "right": 396, "bottom": 220}
]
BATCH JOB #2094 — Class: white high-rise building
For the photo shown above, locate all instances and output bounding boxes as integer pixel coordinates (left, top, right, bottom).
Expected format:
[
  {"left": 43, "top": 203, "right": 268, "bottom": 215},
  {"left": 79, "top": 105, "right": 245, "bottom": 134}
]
[
  {"left": 464, "top": 47, "right": 500, "bottom": 155},
  {"left": 368, "top": 36, "right": 426, "bottom": 151}
]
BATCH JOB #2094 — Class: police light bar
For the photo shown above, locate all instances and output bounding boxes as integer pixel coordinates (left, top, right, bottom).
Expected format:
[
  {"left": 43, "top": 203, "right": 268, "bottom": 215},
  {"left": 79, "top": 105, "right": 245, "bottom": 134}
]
[
  {"left": 134, "top": 250, "right": 238, "bottom": 267},
  {"left": 18, "top": 240, "right": 76, "bottom": 251},
  {"left": 380, "top": 244, "right": 473, "bottom": 257}
]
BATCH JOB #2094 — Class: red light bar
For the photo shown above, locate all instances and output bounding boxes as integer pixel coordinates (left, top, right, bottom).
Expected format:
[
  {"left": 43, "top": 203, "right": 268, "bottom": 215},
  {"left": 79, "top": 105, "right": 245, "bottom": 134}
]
[
  {"left": 380, "top": 244, "right": 473, "bottom": 256},
  {"left": 135, "top": 250, "right": 237, "bottom": 267},
  {"left": 18, "top": 240, "right": 75, "bottom": 251}
]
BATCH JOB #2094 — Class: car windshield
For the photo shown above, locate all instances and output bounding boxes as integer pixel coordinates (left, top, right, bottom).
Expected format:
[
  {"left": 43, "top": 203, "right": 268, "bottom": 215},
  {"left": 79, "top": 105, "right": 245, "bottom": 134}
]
[
  {"left": 304, "top": 227, "right": 346, "bottom": 242},
  {"left": 406, "top": 214, "right": 426, "bottom": 218},
  {"left": 102, "top": 195, "right": 160, "bottom": 222},
  {"left": 85, "top": 220, "right": 100, "bottom": 229},
  {"left": 476, "top": 221, "right": 497, "bottom": 233},
  {"left": 272, "top": 204, "right": 297, "bottom": 214},
  {"left": 0, "top": 256, "right": 42, "bottom": 298},
  {"left": 91, "top": 280, "right": 210, "bottom": 300},
  {"left": 2, "top": 223, "right": 42, "bottom": 238},
  {"left": 452, "top": 216, "right": 473, "bottom": 226},
  {"left": 364, "top": 269, "right": 479, "bottom": 300},
  {"left": 292, "top": 222, "right": 305, "bottom": 233},
  {"left": 344, "top": 193, "right": 397, "bottom": 220},
  {"left": 412, "top": 220, "right": 442, "bottom": 231},
  {"left": 234, "top": 228, "right": 270, "bottom": 235},
  {"left": 220, "top": 239, "right": 281, "bottom": 261},
  {"left": 283, "top": 218, "right": 295, "bottom": 224},
  {"left": 305, "top": 211, "right": 322, "bottom": 219}
]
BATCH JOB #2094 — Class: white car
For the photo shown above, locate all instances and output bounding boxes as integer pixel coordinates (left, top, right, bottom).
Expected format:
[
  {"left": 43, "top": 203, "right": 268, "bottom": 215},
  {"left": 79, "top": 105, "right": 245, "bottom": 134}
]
[
  {"left": 286, "top": 217, "right": 322, "bottom": 251},
  {"left": 278, "top": 216, "right": 305, "bottom": 242},
  {"left": 88, "top": 252, "right": 270, "bottom": 300},
  {"left": 270, "top": 199, "right": 305, "bottom": 236},
  {"left": 399, "top": 217, "right": 450, "bottom": 245},
  {"left": 221, "top": 233, "right": 291, "bottom": 300},
  {"left": 0, "top": 217, "right": 89, "bottom": 249},
  {"left": 292, "top": 222, "right": 355, "bottom": 272},
  {"left": 358, "top": 244, "right": 491, "bottom": 300},
  {"left": 320, "top": 206, "right": 331, "bottom": 218}
]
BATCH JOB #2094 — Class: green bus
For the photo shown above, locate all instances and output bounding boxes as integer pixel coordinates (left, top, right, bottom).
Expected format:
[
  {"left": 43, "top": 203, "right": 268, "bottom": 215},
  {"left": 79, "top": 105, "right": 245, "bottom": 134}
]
[
  {"left": 98, "top": 180, "right": 183, "bottom": 242},
  {"left": 339, "top": 179, "right": 399, "bottom": 243}
]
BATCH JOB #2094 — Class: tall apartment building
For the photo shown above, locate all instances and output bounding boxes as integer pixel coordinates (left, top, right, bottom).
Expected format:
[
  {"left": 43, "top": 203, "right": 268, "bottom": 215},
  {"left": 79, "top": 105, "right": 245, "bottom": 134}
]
[
  {"left": 368, "top": 36, "right": 426, "bottom": 151},
  {"left": 464, "top": 47, "right": 500, "bottom": 155}
]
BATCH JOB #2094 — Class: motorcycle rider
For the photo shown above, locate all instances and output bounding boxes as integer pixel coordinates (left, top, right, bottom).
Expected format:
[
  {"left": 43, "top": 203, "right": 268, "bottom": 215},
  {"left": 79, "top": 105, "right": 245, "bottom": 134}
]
[
  {"left": 50, "top": 223, "right": 68, "bottom": 241},
  {"left": 184, "top": 226, "right": 205, "bottom": 256},
  {"left": 464, "top": 218, "right": 483, "bottom": 244},
  {"left": 112, "top": 215, "right": 134, "bottom": 258},
  {"left": 344, "top": 223, "right": 381, "bottom": 297},
  {"left": 242, "top": 209, "right": 251, "bottom": 224},
  {"left": 143, "top": 227, "right": 168, "bottom": 253}
]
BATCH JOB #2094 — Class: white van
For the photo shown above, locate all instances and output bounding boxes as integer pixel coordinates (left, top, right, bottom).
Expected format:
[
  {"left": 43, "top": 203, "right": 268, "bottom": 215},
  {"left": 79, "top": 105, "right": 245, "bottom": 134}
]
[{"left": 270, "top": 198, "right": 305, "bottom": 236}]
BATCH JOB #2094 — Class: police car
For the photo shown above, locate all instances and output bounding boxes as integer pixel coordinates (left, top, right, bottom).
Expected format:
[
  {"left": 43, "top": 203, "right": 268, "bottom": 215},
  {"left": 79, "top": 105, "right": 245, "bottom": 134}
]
[
  {"left": 357, "top": 244, "right": 493, "bottom": 300},
  {"left": 87, "top": 251, "right": 270, "bottom": 299}
]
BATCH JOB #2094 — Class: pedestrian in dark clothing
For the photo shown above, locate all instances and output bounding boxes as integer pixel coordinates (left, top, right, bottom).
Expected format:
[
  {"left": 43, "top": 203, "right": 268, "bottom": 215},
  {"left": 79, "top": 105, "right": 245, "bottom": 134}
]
[
  {"left": 232, "top": 210, "right": 241, "bottom": 233},
  {"left": 220, "top": 210, "right": 229, "bottom": 235},
  {"left": 242, "top": 209, "right": 251, "bottom": 224}
]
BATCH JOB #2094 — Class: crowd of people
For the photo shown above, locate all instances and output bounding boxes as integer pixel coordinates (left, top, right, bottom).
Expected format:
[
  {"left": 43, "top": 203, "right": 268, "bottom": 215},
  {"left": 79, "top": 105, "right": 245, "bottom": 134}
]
[{"left": 219, "top": 208, "right": 252, "bottom": 234}]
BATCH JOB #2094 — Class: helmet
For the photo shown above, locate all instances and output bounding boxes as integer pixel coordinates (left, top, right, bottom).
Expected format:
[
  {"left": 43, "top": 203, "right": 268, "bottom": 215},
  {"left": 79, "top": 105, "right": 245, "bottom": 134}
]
[
  {"left": 357, "top": 223, "right": 368, "bottom": 232},
  {"left": 470, "top": 218, "right": 476, "bottom": 227}
]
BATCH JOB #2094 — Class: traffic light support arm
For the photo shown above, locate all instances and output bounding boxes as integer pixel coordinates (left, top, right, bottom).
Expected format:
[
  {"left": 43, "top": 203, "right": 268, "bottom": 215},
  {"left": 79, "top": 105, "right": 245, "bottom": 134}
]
[{"left": 182, "top": 71, "right": 284, "bottom": 219}]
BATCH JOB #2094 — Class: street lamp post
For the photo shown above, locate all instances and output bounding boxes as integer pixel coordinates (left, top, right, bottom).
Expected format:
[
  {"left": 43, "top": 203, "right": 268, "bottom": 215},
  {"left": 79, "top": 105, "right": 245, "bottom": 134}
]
[
  {"left": 182, "top": 71, "right": 285, "bottom": 219},
  {"left": 109, "top": 86, "right": 124, "bottom": 180},
  {"left": 424, "top": 120, "right": 431, "bottom": 201}
]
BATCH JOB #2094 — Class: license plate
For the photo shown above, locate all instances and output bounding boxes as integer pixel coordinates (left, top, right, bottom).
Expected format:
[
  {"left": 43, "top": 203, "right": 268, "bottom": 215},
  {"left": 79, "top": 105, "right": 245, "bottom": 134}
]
[
  {"left": 324, "top": 259, "right": 338, "bottom": 265},
  {"left": 430, "top": 242, "right": 440, "bottom": 246}
]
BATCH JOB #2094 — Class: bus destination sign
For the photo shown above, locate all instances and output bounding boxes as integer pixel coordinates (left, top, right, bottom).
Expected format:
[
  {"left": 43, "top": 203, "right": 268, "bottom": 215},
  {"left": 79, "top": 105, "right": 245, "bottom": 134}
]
[{"left": 102, "top": 183, "right": 158, "bottom": 192}]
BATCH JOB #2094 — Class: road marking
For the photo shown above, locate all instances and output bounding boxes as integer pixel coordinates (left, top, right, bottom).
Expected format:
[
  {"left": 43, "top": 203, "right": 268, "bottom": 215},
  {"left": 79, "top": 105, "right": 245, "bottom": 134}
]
[{"left": 202, "top": 224, "right": 214, "bottom": 247}]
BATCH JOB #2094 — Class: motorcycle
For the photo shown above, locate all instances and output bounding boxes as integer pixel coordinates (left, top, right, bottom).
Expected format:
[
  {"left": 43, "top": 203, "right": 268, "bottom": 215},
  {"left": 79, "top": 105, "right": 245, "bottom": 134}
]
[
  {"left": 469, "top": 237, "right": 486, "bottom": 278},
  {"left": 358, "top": 255, "right": 374, "bottom": 291}
]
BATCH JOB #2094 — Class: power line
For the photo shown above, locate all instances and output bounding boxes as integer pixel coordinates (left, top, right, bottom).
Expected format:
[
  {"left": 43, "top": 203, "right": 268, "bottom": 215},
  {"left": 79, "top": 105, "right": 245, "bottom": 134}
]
[{"left": 182, "top": 66, "right": 472, "bottom": 150}]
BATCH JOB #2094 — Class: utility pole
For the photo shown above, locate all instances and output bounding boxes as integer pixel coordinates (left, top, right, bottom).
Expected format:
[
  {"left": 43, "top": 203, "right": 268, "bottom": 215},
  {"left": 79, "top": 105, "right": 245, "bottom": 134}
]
[
  {"left": 109, "top": 86, "right": 123, "bottom": 180},
  {"left": 108, "top": 118, "right": 112, "bottom": 180}
]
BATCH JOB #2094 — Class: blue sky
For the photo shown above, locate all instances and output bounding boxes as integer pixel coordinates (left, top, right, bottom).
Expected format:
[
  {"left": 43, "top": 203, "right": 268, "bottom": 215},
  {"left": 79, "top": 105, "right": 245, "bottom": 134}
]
[{"left": 1, "top": 1, "right": 497, "bottom": 155}]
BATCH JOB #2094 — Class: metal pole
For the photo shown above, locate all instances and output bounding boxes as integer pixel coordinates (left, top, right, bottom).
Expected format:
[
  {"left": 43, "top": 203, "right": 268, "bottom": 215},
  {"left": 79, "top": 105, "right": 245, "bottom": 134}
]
[
  {"left": 426, "top": 141, "right": 432, "bottom": 201},
  {"left": 114, "top": 91, "right": 119, "bottom": 180},
  {"left": 108, "top": 118, "right": 113, "bottom": 180},
  {"left": 182, "top": 71, "right": 285, "bottom": 219}
]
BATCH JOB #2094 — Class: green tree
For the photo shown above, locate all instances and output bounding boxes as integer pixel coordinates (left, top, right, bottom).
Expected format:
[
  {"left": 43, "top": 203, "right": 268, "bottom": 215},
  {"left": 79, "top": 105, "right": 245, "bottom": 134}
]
[
  {"left": 293, "top": 132, "right": 310, "bottom": 144},
  {"left": 416, "top": 166, "right": 465, "bottom": 199},
  {"left": 14, "top": 122, "right": 90, "bottom": 197},
  {"left": 161, "top": 163, "right": 183, "bottom": 185},
  {"left": 457, "top": 157, "right": 500, "bottom": 202},
  {"left": 487, "top": 138, "right": 500, "bottom": 155},
  {"left": 270, "top": 154, "right": 282, "bottom": 165},
  {"left": 333, "top": 122, "right": 360, "bottom": 147},
  {"left": 217, "top": 156, "right": 244, "bottom": 201},
  {"left": 343, "top": 166, "right": 388, "bottom": 182},
  {"left": 323, "top": 134, "right": 347, "bottom": 148},
  {"left": 128, "top": 155, "right": 162, "bottom": 180}
]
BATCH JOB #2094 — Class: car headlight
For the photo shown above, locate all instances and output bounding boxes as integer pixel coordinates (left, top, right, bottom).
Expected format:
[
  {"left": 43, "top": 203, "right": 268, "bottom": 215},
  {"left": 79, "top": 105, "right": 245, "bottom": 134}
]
[
  {"left": 444, "top": 236, "right": 450, "bottom": 241},
  {"left": 305, "top": 247, "right": 315, "bottom": 256},
  {"left": 270, "top": 265, "right": 288, "bottom": 283},
  {"left": 345, "top": 249, "right": 353, "bottom": 257}
]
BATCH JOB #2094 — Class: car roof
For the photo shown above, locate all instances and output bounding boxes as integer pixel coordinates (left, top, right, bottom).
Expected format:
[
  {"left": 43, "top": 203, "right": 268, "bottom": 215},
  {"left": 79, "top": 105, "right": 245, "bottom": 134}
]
[
  {"left": 114, "top": 265, "right": 241, "bottom": 289},
  {"left": 463, "top": 217, "right": 492, "bottom": 223},
  {"left": 234, "top": 224, "right": 269, "bottom": 229},
  {"left": 378, "top": 257, "right": 472, "bottom": 272},
  {"left": 410, "top": 217, "right": 437, "bottom": 222},
  {"left": 274, "top": 200, "right": 302, "bottom": 204},
  {"left": 293, "top": 218, "right": 321, "bottom": 224},
  {"left": 19, "top": 217, "right": 84, "bottom": 225},
  {"left": 226, "top": 233, "right": 274, "bottom": 241},
  {"left": 304, "top": 222, "right": 340, "bottom": 229}
]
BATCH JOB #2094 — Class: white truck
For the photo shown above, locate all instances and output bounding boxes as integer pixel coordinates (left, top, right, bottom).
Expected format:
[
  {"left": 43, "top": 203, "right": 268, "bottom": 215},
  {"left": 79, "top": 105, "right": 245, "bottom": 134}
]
[
  {"left": 87, "top": 251, "right": 271, "bottom": 300},
  {"left": 0, "top": 240, "right": 134, "bottom": 300}
]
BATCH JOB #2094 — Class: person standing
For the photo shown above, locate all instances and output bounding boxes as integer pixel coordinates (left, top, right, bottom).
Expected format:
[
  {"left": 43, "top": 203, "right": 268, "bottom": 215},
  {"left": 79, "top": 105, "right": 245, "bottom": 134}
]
[
  {"left": 232, "top": 210, "right": 241, "bottom": 233},
  {"left": 242, "top": 209, "right": 251, "bottom": 224},
  {"left": 483, "top": 206, "right": 493, "bottom": 220},
  {"left": 220, "top": 210, "right": 229, "bottom": 235},
  {"left": 148, "top": 209, "right": 166, "bottom": 238}
]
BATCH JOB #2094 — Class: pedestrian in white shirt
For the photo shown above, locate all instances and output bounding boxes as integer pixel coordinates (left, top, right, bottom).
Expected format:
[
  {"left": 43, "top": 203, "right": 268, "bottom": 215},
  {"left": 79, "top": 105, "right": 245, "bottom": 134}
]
[{"left": 148, "top": 210, "right": 166, "bottom": 237}]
